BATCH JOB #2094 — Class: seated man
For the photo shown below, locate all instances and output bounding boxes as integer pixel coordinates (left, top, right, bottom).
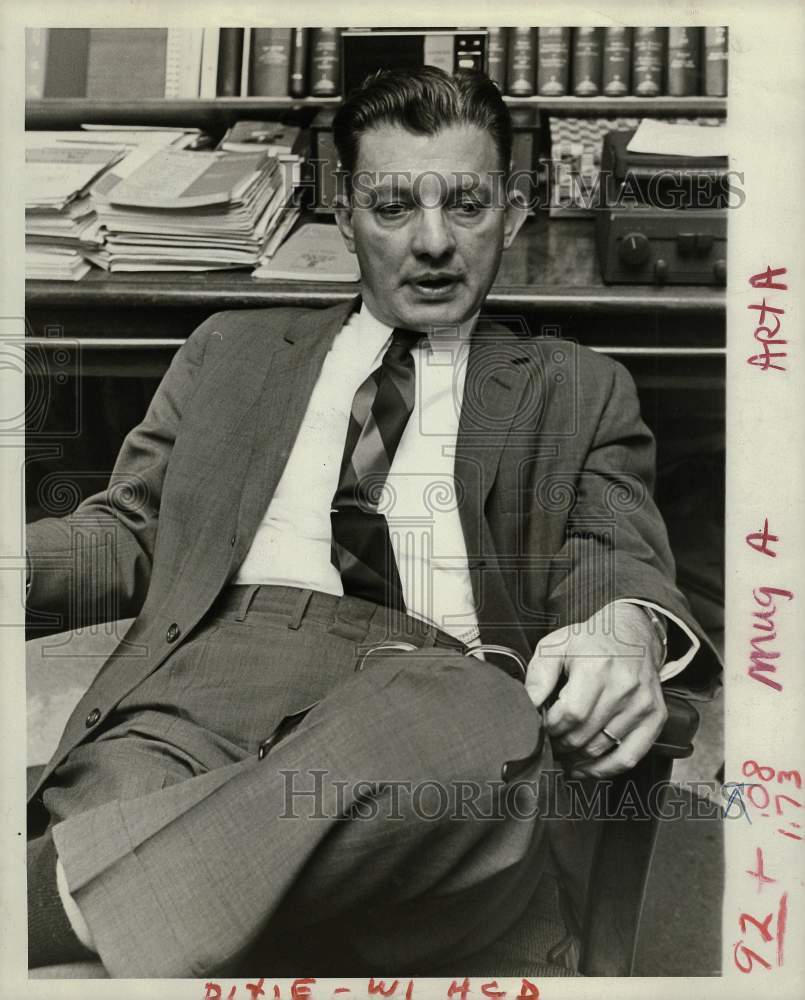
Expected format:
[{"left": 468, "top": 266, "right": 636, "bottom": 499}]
[{"left": 26, "top": 67, "right": 719, "bottom": 977}]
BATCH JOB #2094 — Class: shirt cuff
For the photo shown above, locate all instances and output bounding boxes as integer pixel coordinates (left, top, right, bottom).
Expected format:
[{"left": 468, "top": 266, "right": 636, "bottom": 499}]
[{"left": 611, "top": 598, "right": 700, "bottom": 684}]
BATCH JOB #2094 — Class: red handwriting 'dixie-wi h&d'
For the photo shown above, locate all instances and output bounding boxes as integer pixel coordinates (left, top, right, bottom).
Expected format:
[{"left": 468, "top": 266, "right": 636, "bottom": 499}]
[
  {"left": 747, "top": 266, "right": 788, "bottom": 372},
  {"left": 202, "top": 978, "right": 541, "bottom": 1000}
]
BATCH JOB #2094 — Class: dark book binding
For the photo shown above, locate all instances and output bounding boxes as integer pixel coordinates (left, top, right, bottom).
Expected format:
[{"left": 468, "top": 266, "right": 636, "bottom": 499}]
[
  {"left": 537, "top": 27, "right": 570, "bottom": 96},
  {"left": 485, "top": 27, "right": 507, "bottom": 89},
  {"left": 217, "top": 27, "right": 244, "bottom": 97},
  {"left": 290, "top": 28, "right": 309, "bottom": 97},
  {"left": 667, "top": 27, "right": 701, "bottom": 96},
  {"left": 310, "top": 28, "right": 341, "bottom": 96},
  {"left": 602, "top": 26, "right": 631, "bottom": 96},
  {"left": 43, "top": 28, "right": 90, "bottom": 97},
  {"left": 703, "top": 26, "right": 728, "bottom": 97},
  {"left": 250, "top": 28, "right": 292, "bottom": 96},
  {"left": 506, "top": 27, "right": 536, "bottom": 96},
  {"left": 571, "top": 27, "right": 602, "bottom": 96},
  {"left": 632, "top": 26, "right": 665, "bottom": 97}
]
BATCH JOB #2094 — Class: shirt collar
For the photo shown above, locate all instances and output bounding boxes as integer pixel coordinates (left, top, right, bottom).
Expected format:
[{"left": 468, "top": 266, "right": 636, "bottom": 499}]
[{"left": 356, "top": 301, "right": 479, "bottom": 356}]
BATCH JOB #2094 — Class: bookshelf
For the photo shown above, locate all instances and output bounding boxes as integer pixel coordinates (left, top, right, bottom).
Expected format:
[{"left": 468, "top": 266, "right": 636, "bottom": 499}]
[{"left": 24, "top": 95, "right": 727, "bottom": 362}]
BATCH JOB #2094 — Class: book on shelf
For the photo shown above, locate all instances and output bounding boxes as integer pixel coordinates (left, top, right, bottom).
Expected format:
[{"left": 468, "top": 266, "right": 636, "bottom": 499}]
[
  {"left": 290, "top": 28, "right": 310, "bottom": 97},
  {"left": 571, "top": 27, "right": 602, "bottom": 97},
  {"left": 506, "top": 28, "right": 536, "bottom": 97},
  {"left": 632, "top": 26, "right": 665, "bottom": 96},
  {"left": 26, "top": 27, "right": 204, "bottom": 99},
  {"left": 200, "top": 29, "right": 220, "bottom": 98},
  {"left": 537, "top": 27, "right": 570, "bottom": 96},
  {"left": 310, "top": 28, "right": 341, "bottom": 97},
  {"left": 602, "top": 27, "right": 631, "bottom": 96},
  {"left": 25, "top": 28, "right": 50, "bottom": 98},
  {"left": 253, "top": 223, "right": 359, "bottom": 281},
  {"left": 240, "top": 30, "right": 253, "bottom": 97},
  {"left": 164, "top": 29, "right": 204, "bottom": 97},
  {"left": 667, "top": 27, "right": 701, "bottom": 97},
  {"left": 703, "top": 27, "right": 728, "bottom": 97},
  {"left": 248, "top": 28, "right": 293, "bottom": 96},
  {"left": 217, "top": 27, "right": 245, "bottom": 97},
  {"left": 27, "top": 23, "right": 729, "bottom": 106},
  {"left": 485, "top": 27, "right": 507, "bottom": 89}
]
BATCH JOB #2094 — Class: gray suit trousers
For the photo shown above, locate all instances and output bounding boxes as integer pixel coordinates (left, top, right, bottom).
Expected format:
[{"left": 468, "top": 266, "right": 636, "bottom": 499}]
[{"left": 41, "top": 587, "right": 552, "bottom": 978}]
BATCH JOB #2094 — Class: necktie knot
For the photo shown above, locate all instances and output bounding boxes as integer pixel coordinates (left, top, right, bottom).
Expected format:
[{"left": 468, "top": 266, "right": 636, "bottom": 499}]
[{"left": 386, "top": 327, "right": 426, "bottom": 363}]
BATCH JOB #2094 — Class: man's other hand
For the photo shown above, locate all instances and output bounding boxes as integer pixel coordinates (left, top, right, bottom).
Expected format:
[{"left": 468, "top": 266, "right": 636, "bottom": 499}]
[{"left": 524, "top": 602, "right": 668, "bottom": 778}]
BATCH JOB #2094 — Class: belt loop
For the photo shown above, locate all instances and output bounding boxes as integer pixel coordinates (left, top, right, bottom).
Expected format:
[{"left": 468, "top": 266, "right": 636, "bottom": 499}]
[
  {"left": 287, "top": 589, "right": 313, "bottom": 630},
  {"left": 234, "top": 584, "right": 261, "bottom": 622}
]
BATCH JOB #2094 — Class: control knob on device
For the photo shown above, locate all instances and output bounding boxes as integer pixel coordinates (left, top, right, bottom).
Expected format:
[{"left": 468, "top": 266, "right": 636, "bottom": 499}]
[{"left": 618, "top": 232, "right": 651, "bottom": 269}]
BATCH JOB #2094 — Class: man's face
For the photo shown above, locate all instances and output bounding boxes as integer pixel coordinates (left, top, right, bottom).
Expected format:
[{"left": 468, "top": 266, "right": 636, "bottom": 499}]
[{"left": 334, "top": 124, "right": 526, "bottom": 331}]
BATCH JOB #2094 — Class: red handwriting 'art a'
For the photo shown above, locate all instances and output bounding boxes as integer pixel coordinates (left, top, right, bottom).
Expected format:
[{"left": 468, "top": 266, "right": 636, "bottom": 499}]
[
  {"left": 746, "top": 519, "right": 779, "bottom": 558},
  {"left": 747, "top": 266, "right": 789, "bottom": 372}
]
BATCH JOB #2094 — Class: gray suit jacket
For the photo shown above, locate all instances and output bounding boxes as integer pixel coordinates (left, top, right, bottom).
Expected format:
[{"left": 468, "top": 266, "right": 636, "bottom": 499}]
[{"left": 26, "top": 297, "right": 719, "bottom": 811}]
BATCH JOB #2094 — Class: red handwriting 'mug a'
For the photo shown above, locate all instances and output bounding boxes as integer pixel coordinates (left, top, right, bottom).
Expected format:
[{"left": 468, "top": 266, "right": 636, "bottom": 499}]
[{"left": 748, "top": 586, "right": 794, "bottom": 692}]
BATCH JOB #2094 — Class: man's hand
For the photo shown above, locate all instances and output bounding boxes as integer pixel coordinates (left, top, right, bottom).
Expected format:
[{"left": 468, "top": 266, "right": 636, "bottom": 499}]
[{"left": 524, "top": 602, "right": 668, "bottom": 778}]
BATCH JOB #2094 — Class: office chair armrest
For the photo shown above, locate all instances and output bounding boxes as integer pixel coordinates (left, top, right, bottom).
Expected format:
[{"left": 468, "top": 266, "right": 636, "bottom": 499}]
[{"left": 651, "top": 693, "right": 700, "bottom": 759}]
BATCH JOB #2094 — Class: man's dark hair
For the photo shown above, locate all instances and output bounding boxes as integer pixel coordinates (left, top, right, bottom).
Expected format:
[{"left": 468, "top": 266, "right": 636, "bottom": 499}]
[{"left": 332, "top": 65, "right": 513, "bottom": 179}]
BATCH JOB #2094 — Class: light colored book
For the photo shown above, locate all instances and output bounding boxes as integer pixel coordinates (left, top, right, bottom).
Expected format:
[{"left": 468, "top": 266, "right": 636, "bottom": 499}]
[
  {"left": 164, "top": 29, "right": 204, "bottom": 97},
  {"left": 199, "top": 28, "right": 221, "bottom": 98},
  {"left": 253, "top": 223, "right": 359, "bottom": 282}
]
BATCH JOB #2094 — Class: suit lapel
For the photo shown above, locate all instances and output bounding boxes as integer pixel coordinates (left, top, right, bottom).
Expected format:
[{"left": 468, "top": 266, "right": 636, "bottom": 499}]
[{"left": 456, "top": 321, "right": 538, "bottom": 658}]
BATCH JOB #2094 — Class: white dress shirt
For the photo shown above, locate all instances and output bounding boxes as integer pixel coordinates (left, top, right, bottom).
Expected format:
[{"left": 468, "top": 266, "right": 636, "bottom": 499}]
[{"left": 235, "top": 303, "right": 698, "bottom": 679}]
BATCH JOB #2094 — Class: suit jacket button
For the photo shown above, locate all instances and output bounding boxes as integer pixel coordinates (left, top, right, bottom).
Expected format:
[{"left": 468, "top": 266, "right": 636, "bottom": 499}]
[
  {"left": 166, "top": 623, "right": 181, "bottom": 643},
  {"left": 85, "top": 708, "right": 101, "bottom": 728}
]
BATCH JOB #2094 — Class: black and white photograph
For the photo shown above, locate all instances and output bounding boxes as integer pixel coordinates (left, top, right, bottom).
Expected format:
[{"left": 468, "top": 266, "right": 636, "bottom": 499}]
[{"left": 1, "top": 2, "right": 803, "bottom": 997}]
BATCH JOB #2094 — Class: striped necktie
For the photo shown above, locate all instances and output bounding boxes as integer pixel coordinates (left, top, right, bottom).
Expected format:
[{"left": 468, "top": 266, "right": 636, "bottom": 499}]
[{"left": 330, "top": 327, "right": 425, "bottom": 609}]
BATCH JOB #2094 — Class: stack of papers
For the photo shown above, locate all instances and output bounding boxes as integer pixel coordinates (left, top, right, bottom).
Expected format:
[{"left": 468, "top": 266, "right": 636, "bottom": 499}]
[
  {"left": 25, "top": 127, "right": 207, "bottom": 280},
  {"left": 86, "top": 146, "right": 301, "bottom": 271},
  {"left": 25, "top": 143, "right": 125, "bottom": 280}
]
